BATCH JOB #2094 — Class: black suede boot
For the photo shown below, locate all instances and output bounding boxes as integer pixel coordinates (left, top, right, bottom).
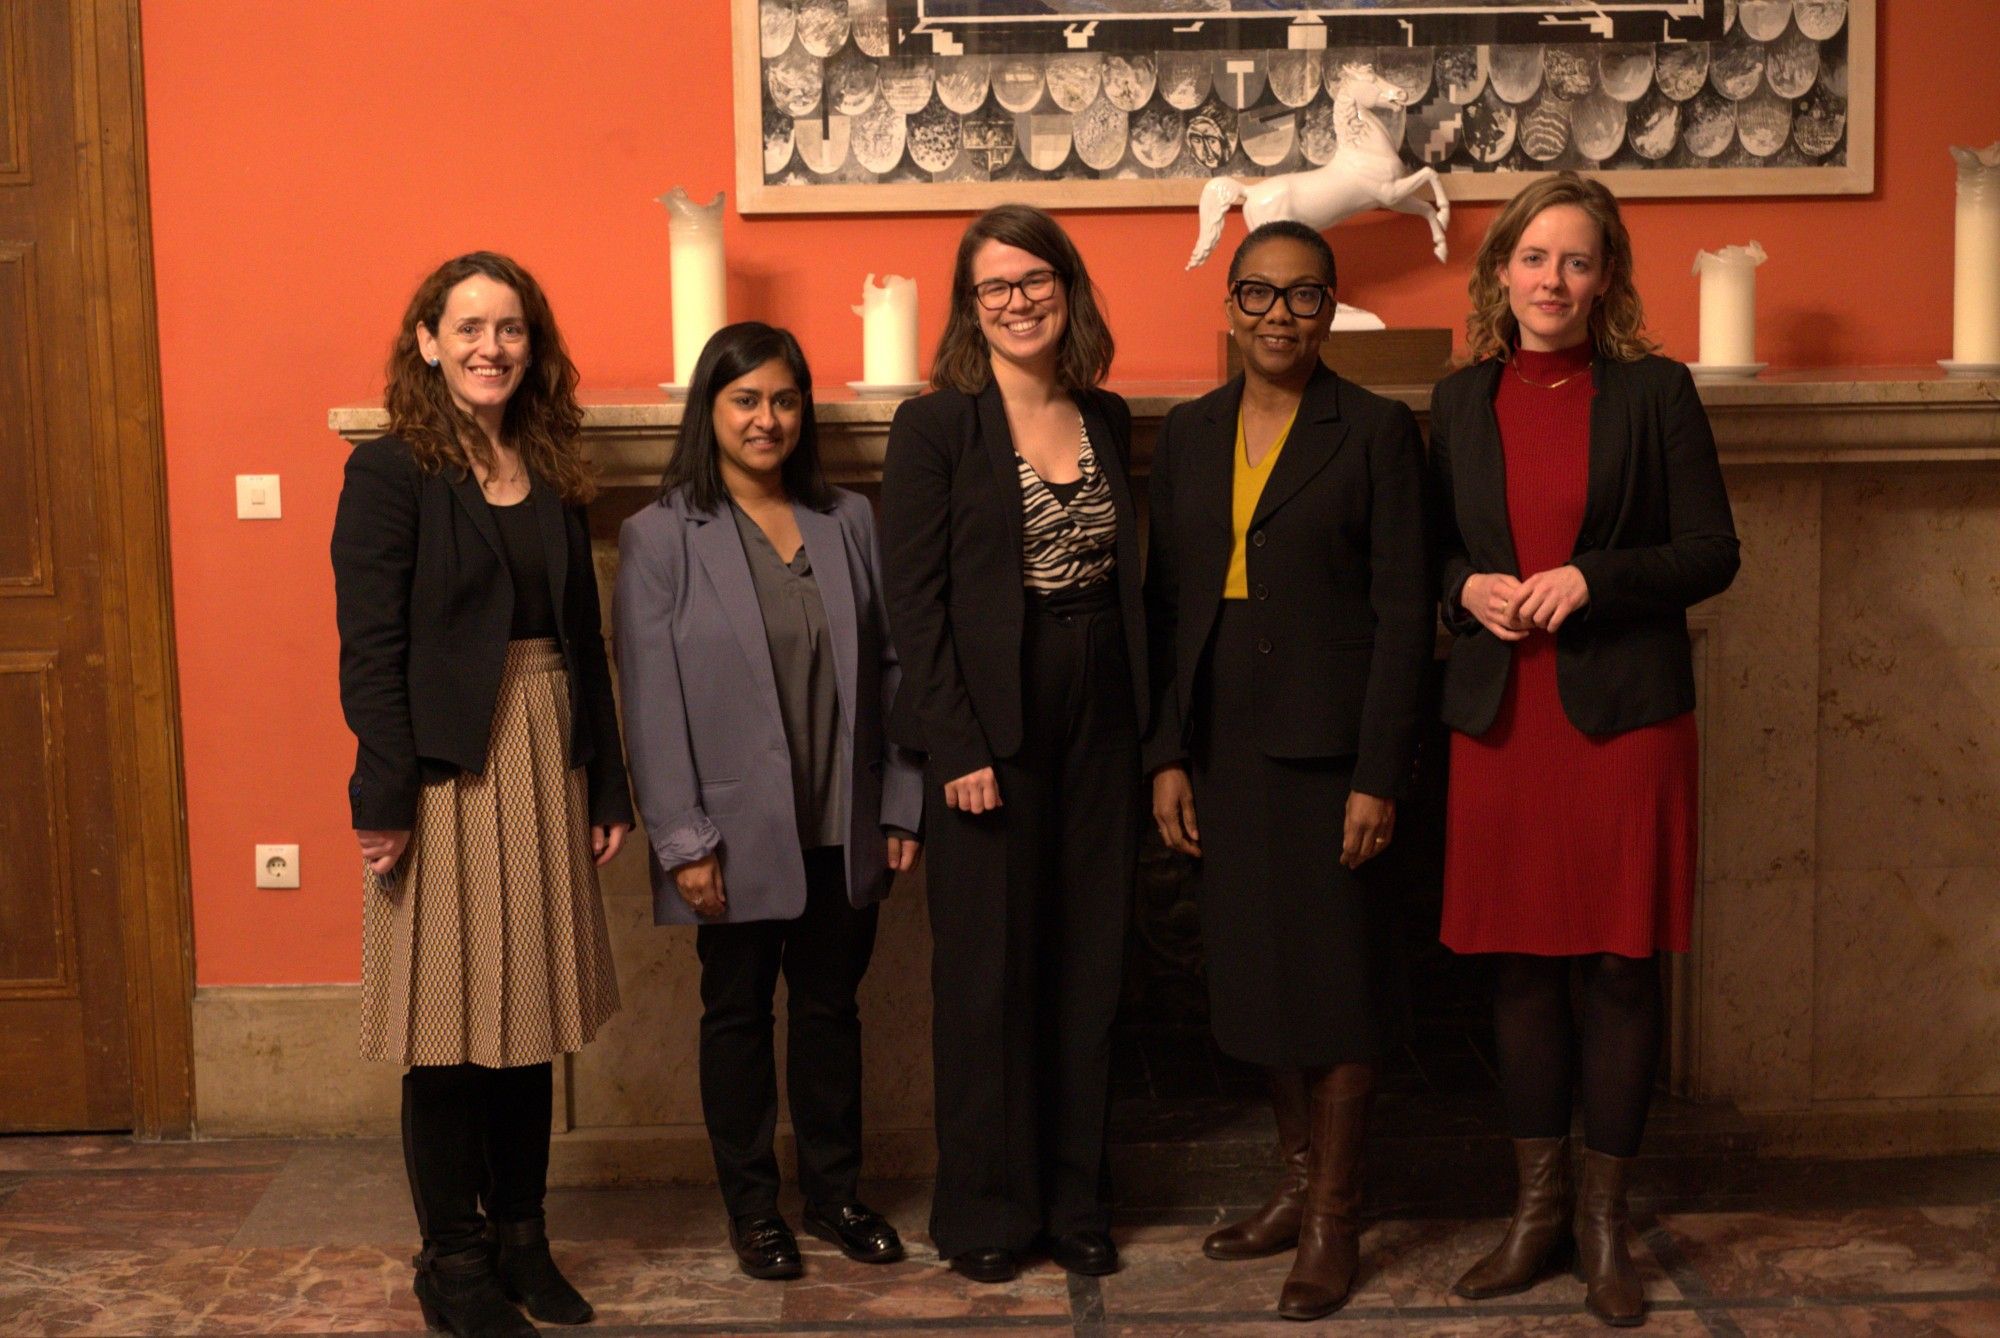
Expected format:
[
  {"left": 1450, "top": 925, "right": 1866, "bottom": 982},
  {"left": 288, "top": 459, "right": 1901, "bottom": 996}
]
[
  {"left": 493, "top": 1218, "right": 593, "bottom": 1325},
  {"left": 413, "top": 1245, "right": 539, "bottom": 1338}
]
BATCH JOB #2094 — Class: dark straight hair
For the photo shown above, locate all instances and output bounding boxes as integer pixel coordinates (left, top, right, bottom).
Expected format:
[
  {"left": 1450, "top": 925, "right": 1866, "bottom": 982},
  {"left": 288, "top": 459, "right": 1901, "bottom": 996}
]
[
  {"left": 658, "top": 321, "right": 835, "bottom": 513},
  {"left": 1228, "top": 219, "right": 1338, "bottom": 292}
]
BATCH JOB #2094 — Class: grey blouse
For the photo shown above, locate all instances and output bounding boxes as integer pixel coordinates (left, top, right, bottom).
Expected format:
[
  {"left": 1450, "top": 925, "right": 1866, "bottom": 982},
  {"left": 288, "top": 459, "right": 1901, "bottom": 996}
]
[{"left": 730, "top": 503, "right": 846, "bottom": 849}]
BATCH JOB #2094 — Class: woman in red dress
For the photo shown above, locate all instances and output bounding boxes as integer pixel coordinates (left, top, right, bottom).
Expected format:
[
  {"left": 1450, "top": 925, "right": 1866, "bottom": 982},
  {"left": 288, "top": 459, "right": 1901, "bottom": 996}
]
[{"left": 1429, "top": 173, "right": 1739, "bottom": 1328}]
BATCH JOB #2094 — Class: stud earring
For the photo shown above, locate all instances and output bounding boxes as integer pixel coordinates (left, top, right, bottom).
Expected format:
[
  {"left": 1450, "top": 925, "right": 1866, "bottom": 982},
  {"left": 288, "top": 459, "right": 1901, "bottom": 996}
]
[{"left": 427, "top": 356, "right": 440, "bottom": 367}]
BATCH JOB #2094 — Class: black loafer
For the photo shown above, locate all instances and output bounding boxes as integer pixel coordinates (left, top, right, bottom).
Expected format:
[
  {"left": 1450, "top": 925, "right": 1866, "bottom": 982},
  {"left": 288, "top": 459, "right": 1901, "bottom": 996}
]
[
  {"left": 1048, "top": 1229, "right": 1119, "bottom": 1276},
  {"left": 729, "top": 1214, "right": 803, "bottom": 1280},
  {"left": 948, "top": 1246, "right": 1017, "bottom": 1283},
  {"left": 803, "top": 1202, "right": 905, "bottom": 1264}
]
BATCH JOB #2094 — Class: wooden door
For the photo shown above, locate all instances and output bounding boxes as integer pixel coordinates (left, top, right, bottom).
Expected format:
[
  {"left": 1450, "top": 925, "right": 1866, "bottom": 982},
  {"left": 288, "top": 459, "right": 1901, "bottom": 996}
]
[{"left": 0, "top": 0, "right": 192, "bottom": 1133}]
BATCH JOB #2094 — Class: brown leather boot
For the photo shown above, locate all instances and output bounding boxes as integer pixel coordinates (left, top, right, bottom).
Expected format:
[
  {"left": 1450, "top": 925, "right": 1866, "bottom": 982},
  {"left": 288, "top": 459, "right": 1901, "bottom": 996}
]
[
  {"left": 1275, "top": 1064, "right": 1372, "bottom": 1321},
  {"left": 1575, "top": 1148, "right": 1644, "bottom": 1327},
  {"left": 1454, "top": 1137, "right": 1573, "bottom": 1299},
  {"left": 1204, "top": 1068, "right": 1310, "bottom": 1261}
]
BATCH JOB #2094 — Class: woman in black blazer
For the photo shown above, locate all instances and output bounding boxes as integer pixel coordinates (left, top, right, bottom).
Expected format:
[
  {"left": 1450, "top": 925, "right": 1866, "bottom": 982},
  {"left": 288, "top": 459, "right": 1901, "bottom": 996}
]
[
  {"left": 332, "top": 251, "right": 631, "bottom": 1338},
  {"left": 1144, "top": 222, "right": 1432, "bottom": 1320},
  {"left": 880, "top": 204, "right": 1146, "bottom": 1283},
  {"left": 1429, "top": 175, "right": 1738, "bottom": 1328}
]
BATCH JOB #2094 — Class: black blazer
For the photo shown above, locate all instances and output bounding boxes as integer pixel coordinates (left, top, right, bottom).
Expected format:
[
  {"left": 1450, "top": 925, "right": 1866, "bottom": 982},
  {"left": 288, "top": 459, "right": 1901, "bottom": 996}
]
[
  {"left": 880, "top": 381, "right": 1149, "bottom": 780},
  {"left": 331, "top": 435, "right": 634, "bottom": 831},
  {"left": 1428, "top": 353, "right": 1740, "bottom": 737},
  {"left": 1142, "top": 365, "right": 1434, "bottom": 800}
]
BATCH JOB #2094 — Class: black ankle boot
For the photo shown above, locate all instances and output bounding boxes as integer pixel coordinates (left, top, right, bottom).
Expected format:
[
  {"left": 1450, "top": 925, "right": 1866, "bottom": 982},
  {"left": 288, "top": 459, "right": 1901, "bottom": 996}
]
[
  {"left": 493, "top": 1218, "right": 593, "bottom": 1325},
  {"left": 413, "top": 1246, "right": 539, "bottom": 1338}
]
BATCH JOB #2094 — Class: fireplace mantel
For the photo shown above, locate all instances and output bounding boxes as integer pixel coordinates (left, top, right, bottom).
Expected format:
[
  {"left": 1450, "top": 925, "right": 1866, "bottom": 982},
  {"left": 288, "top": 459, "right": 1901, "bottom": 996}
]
[{"left": 330, "top": 370, "right": 2000, "bottom": 489}]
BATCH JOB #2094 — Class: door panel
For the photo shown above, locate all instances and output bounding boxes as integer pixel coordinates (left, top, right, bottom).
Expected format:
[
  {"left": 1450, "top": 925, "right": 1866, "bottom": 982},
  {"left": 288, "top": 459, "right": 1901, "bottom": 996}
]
[{"left": 0, "top": 0, "right": 135, "bottom": 1130}]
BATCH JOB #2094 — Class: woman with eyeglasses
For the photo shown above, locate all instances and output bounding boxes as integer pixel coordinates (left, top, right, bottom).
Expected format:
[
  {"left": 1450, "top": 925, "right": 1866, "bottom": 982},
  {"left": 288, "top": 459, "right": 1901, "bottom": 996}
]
[
  {"left": 880, "top": 204, "right": 1147, "bottom": 1284},
  {"left": 1144, "top": 221, "right": 1432, "bottom": 1320}
]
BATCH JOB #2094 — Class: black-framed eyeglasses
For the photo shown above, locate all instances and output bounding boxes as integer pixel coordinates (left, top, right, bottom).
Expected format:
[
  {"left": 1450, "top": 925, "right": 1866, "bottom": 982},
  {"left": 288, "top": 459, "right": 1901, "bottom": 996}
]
[
  {"left": 973, "top": 269, "right": 1060, "bottom": 311},
  {"left": 1230, "top": 279, "right": 1333, "bottom": 318}
]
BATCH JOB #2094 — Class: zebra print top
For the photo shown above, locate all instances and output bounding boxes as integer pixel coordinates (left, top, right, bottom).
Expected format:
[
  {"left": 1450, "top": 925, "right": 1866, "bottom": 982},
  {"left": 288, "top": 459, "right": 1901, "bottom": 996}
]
[{"left": 1015, "top": 422, "right": 1117, "bottom": 593}]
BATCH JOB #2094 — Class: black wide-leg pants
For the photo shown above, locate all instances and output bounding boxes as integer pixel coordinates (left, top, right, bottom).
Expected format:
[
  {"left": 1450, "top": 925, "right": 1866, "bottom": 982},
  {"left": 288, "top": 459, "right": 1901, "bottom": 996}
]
[
  {"left": 925, "top": 586, "right": 1140, "bottom": 1259},
  {"left": 695, "top": 845, "right": 880, "bottom": 1221}
]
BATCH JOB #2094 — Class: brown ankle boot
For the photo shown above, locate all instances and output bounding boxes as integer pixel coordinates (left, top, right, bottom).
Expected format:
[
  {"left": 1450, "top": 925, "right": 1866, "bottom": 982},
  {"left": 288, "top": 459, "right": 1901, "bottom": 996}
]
[
  {"left": 1275, "top": 1064, "right": 1371, "bottom": 1321},
  {"left": 1454, "top": 1137, "right": 1573, "bottom": 1299},
  {"left": 1204, "top": 1069, "right": 1310, "bottom": 1261},
  {"left": 1575, "top": 1148, "right": 1644, "bottom": 1327}
]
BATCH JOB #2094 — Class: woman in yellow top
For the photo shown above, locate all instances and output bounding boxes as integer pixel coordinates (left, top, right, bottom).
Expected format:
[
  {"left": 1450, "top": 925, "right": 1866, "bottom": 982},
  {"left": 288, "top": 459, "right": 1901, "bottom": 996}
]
[{"left": 1143, "top": 221, "right": 1434, "bottom": 1320}]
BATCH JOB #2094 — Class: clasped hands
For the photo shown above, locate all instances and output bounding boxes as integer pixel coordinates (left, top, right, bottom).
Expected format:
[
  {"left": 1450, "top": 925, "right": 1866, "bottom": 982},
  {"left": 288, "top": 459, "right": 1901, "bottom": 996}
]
[{"left": 1460, "top": 565, "right": 1589, "bottom": 641}]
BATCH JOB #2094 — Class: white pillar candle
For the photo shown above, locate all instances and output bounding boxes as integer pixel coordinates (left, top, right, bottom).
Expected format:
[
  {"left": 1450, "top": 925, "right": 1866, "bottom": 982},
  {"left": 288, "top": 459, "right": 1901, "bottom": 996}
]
[
  {"left": 659, "top": 188, "right": 728, "bottom": 385},
  {"left": 1951, "top": 142, "right": 2000, "bottom": 367},
  {"left": 1692, "top": 241, "right": 1767, "bottom": 367},
  {"left": 852, "top": 273, "right": 920, "bottom": 385}
]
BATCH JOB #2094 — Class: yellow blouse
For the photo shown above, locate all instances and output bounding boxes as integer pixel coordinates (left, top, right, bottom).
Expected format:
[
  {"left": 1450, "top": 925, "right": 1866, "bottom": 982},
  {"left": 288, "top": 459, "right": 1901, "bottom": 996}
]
[{"left": 1224, "top": 406, "right": 1296, "bottom": 599}]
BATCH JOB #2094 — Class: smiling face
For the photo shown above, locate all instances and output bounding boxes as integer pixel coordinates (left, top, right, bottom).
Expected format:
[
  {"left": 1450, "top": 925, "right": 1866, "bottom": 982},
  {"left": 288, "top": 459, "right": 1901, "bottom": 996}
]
[
  {"left": 1227, "top": 235, "right": 1335, "bottom": 387},
  {"left": 415, "top": 276, "right": 530, "bottom": 421},
  {"left": 1501, "top": 203, "right": 1612, "bottom": 353},
  {"left": 969, "top": 239, "right": 1068, "bottom": 376},
  {"left": 712, "top": 357, "right": 803, "bottom": 493}
]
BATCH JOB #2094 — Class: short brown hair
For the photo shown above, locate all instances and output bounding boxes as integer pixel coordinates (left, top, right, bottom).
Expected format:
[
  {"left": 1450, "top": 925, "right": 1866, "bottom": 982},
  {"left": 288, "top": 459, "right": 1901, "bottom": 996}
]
[
  {"left": 1464, "top": 172, "right": 1657, "bottom": 365},
  {"left": 385, "top": 251, "right": 595, "bottom": 504},
  {"left": 930, "top": 204, "right": 1115, "bottom": 393}
]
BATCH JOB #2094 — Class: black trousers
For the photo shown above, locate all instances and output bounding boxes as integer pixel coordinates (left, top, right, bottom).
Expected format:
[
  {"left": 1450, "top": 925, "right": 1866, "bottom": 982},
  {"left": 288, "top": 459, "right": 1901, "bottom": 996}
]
[
  {"left": 695, "top": 845, "right": 880, "bottom": 1221},
  {"left": 401, "top": 1061, "right": 553, "bottom": 1258},
  {"left": 926, "top": 585, "right": 1140, "bottom": 1258}
]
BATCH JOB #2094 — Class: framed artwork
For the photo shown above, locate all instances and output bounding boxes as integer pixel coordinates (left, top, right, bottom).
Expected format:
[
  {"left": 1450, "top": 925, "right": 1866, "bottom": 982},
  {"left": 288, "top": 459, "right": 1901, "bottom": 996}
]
[{"left": 733, "top": 0, "right": 1874, "bottom": 213}]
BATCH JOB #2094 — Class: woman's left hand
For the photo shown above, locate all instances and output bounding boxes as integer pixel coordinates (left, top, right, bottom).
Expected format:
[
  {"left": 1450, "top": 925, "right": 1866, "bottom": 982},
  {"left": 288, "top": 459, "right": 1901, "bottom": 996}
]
[
  {"left": 886, "top": 833, "right": 922, "bottom": 874},
  {"left": 1341, "top": 792, "right": 1395, "bottom": 869},
  {"left": 591, "top": 822, "right": 630, "bottom": 867},
  {"left": 1507, "top": 564, "right": 1590, "bottom": 632}
]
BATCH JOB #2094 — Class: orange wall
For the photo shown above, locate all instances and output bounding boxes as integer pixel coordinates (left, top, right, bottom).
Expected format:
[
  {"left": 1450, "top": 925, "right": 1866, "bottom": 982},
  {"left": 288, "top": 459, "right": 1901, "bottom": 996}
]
[{"left": 141, "top": 1, "right": 1995, "bottom": 984}]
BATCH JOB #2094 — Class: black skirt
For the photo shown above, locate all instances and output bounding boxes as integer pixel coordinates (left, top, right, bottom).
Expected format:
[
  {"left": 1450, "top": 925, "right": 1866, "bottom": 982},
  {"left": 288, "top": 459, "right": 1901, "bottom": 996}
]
[{"left": 1189, "top": 604, "right": 1406, "bottom": 1068}]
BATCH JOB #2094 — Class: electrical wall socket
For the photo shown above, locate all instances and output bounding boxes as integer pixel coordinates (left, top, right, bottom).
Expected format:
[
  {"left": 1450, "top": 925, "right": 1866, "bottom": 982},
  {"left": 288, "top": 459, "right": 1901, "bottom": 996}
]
[
  {"left": 236, "top": 474, "right": 281, "bottom": 519},
  {"left": 256, "top": 843, "right": 300, "bottom": 888}
]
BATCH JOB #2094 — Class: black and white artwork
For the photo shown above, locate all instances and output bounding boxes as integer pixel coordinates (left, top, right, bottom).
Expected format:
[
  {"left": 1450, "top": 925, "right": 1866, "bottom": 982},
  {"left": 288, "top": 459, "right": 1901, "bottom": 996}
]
[{"left": 734, "top": 0, "right": 1873, "bottom": 211}]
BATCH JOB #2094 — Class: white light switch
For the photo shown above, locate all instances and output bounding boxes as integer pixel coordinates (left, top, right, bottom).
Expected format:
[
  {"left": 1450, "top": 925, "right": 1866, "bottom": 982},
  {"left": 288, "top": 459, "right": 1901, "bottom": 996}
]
[
  {"left": 256, "top": 843, "right": 301, "bottom": 889},
  {"left": 236, "top": 474, "right": 282, "bottom": 519}
]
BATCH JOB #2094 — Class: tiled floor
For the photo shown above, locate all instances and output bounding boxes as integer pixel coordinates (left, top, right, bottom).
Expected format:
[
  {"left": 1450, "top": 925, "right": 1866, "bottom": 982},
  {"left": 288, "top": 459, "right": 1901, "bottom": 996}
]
[{"left": 2, "top": 1133, "right": 1998, "bottom": 1336}]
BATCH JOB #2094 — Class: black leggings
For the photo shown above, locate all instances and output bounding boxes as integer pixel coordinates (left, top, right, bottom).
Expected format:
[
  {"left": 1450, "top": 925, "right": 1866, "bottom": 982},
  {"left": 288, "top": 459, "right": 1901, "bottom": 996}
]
[
  {"left": 1490, "top": 953, "right": 1662, "bottom": 1159},
  {"left": 401, "top": 1061, "right": 553, "bottom": 1256}
]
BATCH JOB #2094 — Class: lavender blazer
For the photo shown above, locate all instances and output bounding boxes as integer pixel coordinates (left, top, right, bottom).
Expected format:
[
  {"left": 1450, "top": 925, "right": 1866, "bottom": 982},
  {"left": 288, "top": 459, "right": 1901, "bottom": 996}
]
[{"left": 614, "top": 487, "right": 923, "bottom": 926}]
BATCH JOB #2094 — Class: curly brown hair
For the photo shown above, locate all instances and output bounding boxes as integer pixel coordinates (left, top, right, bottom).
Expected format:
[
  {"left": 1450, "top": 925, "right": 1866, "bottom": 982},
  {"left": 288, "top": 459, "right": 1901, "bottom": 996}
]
[
  {"left": 931, "top": 204, "right": 1115, "bottom": 394},
  {"left": 1463, "top": 172, "right": 1657, "bottom": 365},
  {"left": 384, "top": 251, "right": 595, "bottom": 504}
]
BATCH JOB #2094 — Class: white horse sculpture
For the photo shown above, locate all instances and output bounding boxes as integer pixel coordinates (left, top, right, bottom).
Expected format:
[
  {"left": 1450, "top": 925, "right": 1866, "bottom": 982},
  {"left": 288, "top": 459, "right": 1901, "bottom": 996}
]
[{"left": 1187, "top": 62, "right": 1451, "bottom": 271}]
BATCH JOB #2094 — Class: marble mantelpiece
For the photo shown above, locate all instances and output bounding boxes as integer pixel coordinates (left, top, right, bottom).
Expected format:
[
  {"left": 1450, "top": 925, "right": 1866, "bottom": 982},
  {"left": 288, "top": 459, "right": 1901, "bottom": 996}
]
[{"left": 196, "top": 372, "right": 2000, "bottom": 1164}]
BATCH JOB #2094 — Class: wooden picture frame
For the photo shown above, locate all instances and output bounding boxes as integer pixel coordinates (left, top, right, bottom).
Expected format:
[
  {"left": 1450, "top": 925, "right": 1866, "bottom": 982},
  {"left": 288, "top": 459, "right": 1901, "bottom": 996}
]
[{"left": 734, "top": 0, "right": 1874, "bottom": 215}]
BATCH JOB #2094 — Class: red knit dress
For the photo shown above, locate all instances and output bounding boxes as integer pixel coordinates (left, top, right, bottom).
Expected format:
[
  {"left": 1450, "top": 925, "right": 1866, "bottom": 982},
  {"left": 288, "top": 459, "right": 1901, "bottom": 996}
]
[{"left": 1439, "top": 343, "right": 1699, "bottom": 958}]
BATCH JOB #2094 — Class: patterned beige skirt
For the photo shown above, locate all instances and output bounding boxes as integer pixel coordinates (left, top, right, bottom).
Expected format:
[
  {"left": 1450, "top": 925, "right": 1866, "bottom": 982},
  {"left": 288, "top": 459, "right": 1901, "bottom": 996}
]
[{"left": 359, "top": 638, "right": 620, "bottom": 1067}]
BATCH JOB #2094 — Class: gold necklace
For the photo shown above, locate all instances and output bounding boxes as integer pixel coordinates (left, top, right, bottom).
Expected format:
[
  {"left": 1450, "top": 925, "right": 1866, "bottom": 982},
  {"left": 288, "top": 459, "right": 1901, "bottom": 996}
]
[{"left": 1509, "top": 359, "right": 1590, "bottom": 391}]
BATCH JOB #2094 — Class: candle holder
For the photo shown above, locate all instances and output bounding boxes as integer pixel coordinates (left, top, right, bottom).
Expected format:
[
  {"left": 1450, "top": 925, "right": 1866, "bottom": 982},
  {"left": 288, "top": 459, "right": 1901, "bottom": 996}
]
[
  {"left": 1690, "top": 241, "right": 1767, "bottom": 381},
  {"left": 658, "top": 187, "right": 728, "bottom": 396},
  {"left": 1941, "top": 141, "right": 2000, "bottom": 378}
]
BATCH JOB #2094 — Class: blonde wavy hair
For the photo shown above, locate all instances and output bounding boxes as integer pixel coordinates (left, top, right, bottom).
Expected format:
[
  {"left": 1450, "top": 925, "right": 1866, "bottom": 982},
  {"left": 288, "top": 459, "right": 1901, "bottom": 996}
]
[{"left": 1464, "top": 172, "right": 1657, "bottom": 364}]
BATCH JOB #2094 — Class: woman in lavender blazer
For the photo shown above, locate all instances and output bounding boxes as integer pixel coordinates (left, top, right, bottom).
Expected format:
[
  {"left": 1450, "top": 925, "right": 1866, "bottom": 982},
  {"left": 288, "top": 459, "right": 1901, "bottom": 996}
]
[{"left": 614, "top": 323, "right": 923, "bottom": 1281}]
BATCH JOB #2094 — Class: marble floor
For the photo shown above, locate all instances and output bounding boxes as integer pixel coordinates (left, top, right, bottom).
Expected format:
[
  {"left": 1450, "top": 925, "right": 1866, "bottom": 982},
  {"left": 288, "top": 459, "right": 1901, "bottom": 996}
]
[{"left": 2, "top": 1133, "right": 1998, "bottom": 1337}]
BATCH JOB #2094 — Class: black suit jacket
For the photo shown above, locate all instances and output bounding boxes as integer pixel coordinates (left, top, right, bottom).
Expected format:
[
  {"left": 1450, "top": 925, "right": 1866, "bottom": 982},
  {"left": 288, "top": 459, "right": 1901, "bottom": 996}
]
[
  {"left": 1142, "top": 364, "right": 1434, "bottom": 800},
  {"left": 880, "top": 381, "right": 1149, "bottom": 780},
  {"left": 331, "top": 435, "right": 634, "bottom": 831},
  {"left": 1428, "top": 353, "right": 1740, "bottom": 737}
]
